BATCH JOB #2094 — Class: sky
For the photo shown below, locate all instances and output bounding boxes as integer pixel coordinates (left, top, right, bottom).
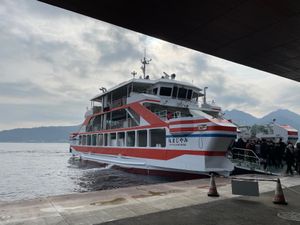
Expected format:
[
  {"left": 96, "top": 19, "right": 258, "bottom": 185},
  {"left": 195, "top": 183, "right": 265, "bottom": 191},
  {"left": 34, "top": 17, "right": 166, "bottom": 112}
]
[{"left": 1, "top": 0, "right": 300, "bottom": 131}]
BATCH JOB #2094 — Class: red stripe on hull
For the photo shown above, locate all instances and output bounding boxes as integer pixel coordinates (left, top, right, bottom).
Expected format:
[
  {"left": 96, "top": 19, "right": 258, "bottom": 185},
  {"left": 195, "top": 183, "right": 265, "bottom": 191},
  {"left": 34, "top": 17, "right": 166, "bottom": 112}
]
[
  {"left": 72, "top": 146, "right": 226, "bottom": 160},
  {"left": 169, "top": 119, "right": 210, "bottom": 125},
  {"left": 170, "top": 126, "right": 236, "bottom": 133},
  {"left": 288, "top": 131, "right": 298, "bottom": 135}
]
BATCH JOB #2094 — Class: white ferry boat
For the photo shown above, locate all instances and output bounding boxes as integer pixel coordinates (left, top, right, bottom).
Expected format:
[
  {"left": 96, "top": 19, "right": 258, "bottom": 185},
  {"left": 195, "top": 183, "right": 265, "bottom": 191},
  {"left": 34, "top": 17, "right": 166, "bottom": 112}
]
[
  {"left": 70, "top": 58, "right": 237, "bottom": 176},
  {"left": 256, "top": 122, "right": 298, "bottom": 145}
]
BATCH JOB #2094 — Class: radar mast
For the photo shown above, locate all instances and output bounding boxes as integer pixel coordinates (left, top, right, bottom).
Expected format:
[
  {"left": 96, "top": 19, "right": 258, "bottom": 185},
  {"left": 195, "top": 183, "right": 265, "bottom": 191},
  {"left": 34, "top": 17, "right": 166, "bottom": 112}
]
[{"left": 140, "top": 49, "right": 151, "bottom": 79}]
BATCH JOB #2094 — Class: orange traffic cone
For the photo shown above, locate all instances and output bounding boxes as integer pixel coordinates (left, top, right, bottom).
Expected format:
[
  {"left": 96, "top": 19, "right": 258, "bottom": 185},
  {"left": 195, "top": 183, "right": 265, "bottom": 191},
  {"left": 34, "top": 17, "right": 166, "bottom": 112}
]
[
  {"left": 273, "top": 178, "right": 287, "bottom": 205},
  {"left": 207, "top": 174, "right": 219, "bottom": 197}
]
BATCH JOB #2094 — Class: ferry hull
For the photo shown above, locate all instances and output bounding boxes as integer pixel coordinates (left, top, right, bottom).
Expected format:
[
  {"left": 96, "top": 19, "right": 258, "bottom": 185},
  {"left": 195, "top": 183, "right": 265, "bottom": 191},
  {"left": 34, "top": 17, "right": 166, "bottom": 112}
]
[{"left": 70, "top": 144, "right": 234, "bottom": 177}]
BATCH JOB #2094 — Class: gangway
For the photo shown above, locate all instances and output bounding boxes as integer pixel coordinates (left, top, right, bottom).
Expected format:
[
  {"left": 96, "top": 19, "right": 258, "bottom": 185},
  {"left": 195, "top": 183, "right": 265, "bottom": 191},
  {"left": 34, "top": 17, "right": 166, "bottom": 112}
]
[{"left": 229, "top": 148, "right": 284, "bottom": 176}]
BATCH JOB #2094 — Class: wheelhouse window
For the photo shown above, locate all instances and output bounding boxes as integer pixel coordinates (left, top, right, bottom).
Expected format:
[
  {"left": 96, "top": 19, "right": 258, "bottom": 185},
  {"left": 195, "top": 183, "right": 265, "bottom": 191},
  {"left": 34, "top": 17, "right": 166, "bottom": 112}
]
[
  {"left": 150, "top": 129, "right": 166, "bottom": 147},
  {"left": 153, "top": 88, "right": 158, "bottom": 95},
  {"left": 137, "top": 130, "right": 147, "bottom": 147},
  {"left": 187, "top": 89, "right": 192, "bottom": 100},
  {"left": 178, "top": 88, "right": 187, "bottom": 99},
  {"left": 192, "top": 91, "right": 199, "bottom": 102},
  {"left": 126, "top": 131, "right": 135, "bottom": 147},
  {"left": 172, "top": 86, "right": 178, "bottom": 98},
  {"left": 160, "top": 87, "right": 172, "bottom": 96}
]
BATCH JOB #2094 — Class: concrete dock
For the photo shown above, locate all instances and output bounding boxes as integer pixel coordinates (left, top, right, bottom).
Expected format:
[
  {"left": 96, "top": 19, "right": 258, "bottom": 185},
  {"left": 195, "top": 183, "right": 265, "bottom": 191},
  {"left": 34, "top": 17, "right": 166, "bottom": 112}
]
[{"left": 1, "top": 175, "right": 300, "bottom": 225}]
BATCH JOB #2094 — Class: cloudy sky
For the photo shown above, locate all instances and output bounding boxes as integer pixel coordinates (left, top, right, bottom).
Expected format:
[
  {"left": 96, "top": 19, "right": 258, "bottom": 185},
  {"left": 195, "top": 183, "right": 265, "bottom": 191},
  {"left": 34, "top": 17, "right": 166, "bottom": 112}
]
[{"left": 1, "top": 0, "right": 300, "bottom": 130}]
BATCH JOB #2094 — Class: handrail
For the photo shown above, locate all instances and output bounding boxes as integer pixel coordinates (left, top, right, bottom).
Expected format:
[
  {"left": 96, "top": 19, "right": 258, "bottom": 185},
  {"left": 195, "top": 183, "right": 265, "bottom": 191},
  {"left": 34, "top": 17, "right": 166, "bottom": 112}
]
[{"left": 231, "top": 147, "right": 261, "bottom": 168}]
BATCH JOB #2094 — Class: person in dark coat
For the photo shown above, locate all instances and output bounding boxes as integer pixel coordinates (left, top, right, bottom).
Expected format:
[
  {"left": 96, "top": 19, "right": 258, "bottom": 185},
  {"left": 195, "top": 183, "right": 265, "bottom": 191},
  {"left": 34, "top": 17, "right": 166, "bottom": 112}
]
[
  {"left": 294, "top": 143, "right": 300, "bottom": 174},
  {"left": 278, "top": 138, "right": 286, "bottom": 168},
  {"left": 260, "top": 139, "right": 268, "bottom": 170},
  {"left": 285, "top": 144, "right": 295, "bottom": 176}
]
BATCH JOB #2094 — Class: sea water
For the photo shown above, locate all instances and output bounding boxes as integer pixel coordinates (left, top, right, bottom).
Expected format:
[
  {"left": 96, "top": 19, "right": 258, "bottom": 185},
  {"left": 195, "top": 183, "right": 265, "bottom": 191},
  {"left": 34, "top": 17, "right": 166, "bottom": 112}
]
[{"left": 0, "top": 143, "right": 173, "bottom": 202}]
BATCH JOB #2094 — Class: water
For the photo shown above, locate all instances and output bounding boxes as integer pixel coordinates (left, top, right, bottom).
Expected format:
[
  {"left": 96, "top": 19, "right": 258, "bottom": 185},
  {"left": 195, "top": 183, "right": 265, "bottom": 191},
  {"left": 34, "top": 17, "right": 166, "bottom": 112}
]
[{"left": 0, "top": 143, "right": 179, "bottom": 202}]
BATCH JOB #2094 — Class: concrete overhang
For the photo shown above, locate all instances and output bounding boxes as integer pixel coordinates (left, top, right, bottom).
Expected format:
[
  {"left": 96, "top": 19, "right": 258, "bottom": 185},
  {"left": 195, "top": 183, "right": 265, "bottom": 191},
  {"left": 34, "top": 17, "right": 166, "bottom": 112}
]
[{"left": 39, "top": 0, "right": 300, "bottom": 82}]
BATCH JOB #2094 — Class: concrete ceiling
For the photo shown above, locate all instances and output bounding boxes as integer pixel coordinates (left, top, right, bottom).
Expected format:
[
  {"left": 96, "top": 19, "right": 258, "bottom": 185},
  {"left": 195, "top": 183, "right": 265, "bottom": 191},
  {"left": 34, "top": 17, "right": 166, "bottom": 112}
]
[{"left": 39, "top": 0, "right": 300, "bottom": 82}]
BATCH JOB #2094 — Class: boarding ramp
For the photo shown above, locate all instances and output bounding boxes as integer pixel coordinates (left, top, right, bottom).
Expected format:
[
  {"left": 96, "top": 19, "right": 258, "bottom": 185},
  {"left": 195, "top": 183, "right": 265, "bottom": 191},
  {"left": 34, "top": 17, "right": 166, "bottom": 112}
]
[{"left": 229, "top": 148, "right": 284, "bottom": 175}]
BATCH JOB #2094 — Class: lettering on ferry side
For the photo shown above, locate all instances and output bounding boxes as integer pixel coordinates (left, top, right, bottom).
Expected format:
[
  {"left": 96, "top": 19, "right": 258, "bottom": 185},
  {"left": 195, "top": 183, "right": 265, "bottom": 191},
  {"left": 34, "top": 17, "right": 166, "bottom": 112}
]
[{"left": 168, "top": 137, "right": 188, "bottom": 146}]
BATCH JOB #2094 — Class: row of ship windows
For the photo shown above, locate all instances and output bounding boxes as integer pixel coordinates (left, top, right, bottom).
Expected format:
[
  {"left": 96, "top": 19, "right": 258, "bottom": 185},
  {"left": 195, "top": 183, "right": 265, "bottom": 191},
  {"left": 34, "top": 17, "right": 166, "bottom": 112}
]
[{"left": 78, "top": 128, "right": 166, "bottom": 148}]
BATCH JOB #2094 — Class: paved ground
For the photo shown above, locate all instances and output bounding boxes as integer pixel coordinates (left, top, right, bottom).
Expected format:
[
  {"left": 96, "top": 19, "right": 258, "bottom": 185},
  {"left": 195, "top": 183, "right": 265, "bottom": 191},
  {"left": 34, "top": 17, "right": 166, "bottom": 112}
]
[
  {"left": 100, "top": 184, "right": 300, "bottom": 225},
  {"left": 1, "top": 175, "right": 300, "bottom": 225}
]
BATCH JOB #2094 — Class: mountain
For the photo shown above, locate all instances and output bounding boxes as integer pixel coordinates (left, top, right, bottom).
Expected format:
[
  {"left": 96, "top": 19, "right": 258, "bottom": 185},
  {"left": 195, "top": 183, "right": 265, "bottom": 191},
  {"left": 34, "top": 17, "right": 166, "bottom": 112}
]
[
  {"left": 224, "top": 109, "right": 300, "bottom": 132},
  {"left": 0, "top": 125, "right": 79, "bottom": 143},
  {"left": 223, "top": 109, "right": 258, "bottom": 125}
]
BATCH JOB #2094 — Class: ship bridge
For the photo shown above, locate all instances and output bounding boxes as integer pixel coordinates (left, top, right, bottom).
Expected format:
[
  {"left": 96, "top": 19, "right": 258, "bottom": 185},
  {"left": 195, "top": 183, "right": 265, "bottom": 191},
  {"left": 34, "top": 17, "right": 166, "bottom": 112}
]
[{"left": 39, "top": 1, "right": 300, "bottom": 82}]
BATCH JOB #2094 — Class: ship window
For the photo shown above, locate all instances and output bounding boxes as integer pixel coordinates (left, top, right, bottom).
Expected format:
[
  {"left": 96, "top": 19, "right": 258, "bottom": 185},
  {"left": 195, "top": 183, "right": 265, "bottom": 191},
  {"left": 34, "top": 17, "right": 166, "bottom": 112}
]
[
  {"left": 98, "top": 134, "right": 103, "bottom": 146},
  {"left": 192, "top": 91, "right": 198, "bottom": 101},
  {"left": 117, "top": 132, "right": 125, "bottom": 146},
  {"left": 137, "top": 130, "right": 147, "bottom": 147},
  {"left": 82, "top": 135, "right": 87, "bottom": 145},
  {"left": 187, "top": 89, "right": 192, "bottom": 100},
  {"left": 92, "top": 115, "right": 101, "bottom": 131},
  {"left": 104, "top": 133, "right": 108, "bottom": 146},
  {"left": 92, "top": 134, "right": 97, "bottom": 146},
  {"left": 127, "top": 108, "right": 140, "bottom": 127},
  {"left": 160, "top": 87, "right": 172, "bottom": 96},
  {"left": 110, "top": 133, "right": 117, "bottom": 146},
  {"left": 178, "top": 88, "right": 187, "bottom": 99},
  {"left": 150, "top": 129, "right": 166, "bottom": 147},
  {"left": 153, "top": 88, "right": 158, "bottom": 95},
  {"left": 79, "top": 135, "right": 82, "bottom": 145},
  {"left": 172, "top": 86, "right": 178, "bottom": 98},
  {"left": 87, "top": 135, "right": 91, "bottom": 146},
  {"left": 126, "top": 131, "right": 135, "bottom": 147}
]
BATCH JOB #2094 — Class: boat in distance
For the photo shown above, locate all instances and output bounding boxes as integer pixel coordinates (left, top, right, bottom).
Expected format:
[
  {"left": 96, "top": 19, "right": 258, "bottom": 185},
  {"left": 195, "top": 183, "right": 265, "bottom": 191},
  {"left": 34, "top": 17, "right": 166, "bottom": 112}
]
[{"left": 70, "top": 58, "right": 237, "bottom": 176}]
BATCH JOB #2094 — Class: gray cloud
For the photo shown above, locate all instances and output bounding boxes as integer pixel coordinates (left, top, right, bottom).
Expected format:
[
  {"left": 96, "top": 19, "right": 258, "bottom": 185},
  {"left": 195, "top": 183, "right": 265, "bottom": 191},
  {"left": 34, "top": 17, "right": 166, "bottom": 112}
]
[{"left": 0, "top": 0, "right": 300, "bottom": 130}]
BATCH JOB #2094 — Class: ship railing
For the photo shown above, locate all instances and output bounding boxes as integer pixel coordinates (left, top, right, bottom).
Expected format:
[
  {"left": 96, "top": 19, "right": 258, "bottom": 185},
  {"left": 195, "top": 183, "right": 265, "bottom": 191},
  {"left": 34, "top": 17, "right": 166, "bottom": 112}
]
[
  {"left": 154, "top": 110, "right": 167, "bottom": 120},
  {"left": 230, "top": 147, "right": 261, "bottom": 170},
  {"left": 111, "top": 97, "right": 127, "bottom": 108},
  {"left": 107, "top": 118, "right": 138, "bottom": 130},
  {"left": 154, "top": 110, "right": 183, "bottom": 120}
]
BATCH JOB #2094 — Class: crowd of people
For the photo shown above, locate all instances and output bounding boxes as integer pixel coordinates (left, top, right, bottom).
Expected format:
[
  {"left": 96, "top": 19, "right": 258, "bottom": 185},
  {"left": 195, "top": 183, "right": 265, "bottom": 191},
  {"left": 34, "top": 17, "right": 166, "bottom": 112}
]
[{"left": 231, "top": 138, "right": 300, "bottom": 175}]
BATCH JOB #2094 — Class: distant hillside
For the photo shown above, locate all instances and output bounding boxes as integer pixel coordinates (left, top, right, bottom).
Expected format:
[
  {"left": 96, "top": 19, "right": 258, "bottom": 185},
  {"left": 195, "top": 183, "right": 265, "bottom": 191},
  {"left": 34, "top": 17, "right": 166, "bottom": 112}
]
[
  {"left": 0, "top": 125, "right": 79, "bottom": 143},
  {"left": 1, "top": 108, "right": 300, "bottom": 143},
  {"left": 224, "top": 109, "right": 300, "bottom": 132},
  {"left": 223, "top": 109, "right": 258, "bottom": 125}
]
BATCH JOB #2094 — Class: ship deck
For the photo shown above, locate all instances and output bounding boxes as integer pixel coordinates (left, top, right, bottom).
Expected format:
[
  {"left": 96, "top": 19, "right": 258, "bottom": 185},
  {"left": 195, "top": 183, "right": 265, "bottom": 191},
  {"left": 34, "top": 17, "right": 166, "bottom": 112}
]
[{"left": 1, "top": 174, "right": 300, "bottom": 225}]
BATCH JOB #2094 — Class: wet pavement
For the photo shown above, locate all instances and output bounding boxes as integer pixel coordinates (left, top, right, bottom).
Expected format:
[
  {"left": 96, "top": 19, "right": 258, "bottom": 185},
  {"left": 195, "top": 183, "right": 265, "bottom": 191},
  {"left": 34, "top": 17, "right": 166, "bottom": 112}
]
[{"left": 1, "top": 175, "right": 300, "bottom": 225}]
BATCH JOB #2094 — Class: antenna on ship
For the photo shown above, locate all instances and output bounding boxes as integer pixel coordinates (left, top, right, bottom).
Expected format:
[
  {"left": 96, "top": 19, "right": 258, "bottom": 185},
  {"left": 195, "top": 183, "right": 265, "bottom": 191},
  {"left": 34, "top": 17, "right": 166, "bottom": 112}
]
[
  {"left": 203, "top": 87, "right": 208, "bottom": 104},
  {"left": 131, "top": 71, "right": 137, "bottom": 79},
  {"left": 141, "top": 49, "right": 151, "bottom": 79}
]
